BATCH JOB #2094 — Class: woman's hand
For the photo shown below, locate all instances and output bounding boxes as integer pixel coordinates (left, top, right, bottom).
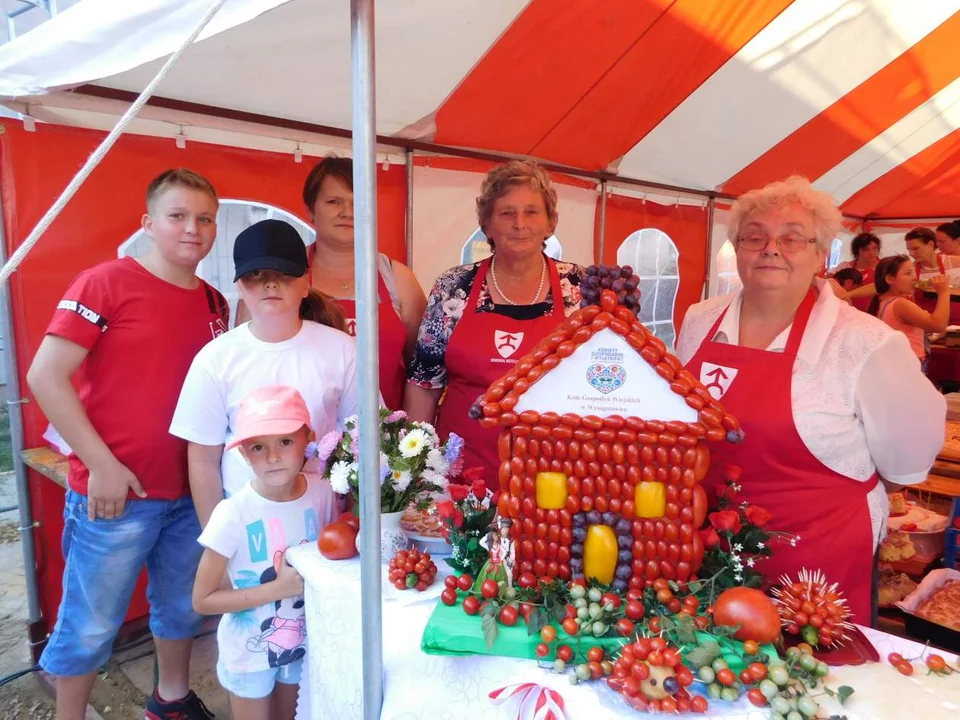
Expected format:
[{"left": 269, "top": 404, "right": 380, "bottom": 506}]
[
  {"left": 932, "top": 274, "right": 950, "bottom": 295},
  {"left": 273, "top": 558, "right": 305, "bottom": 599}
]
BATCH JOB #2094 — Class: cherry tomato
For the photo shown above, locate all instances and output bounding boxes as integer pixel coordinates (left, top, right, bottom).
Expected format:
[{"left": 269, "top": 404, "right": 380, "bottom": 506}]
[
  {"left": 535, "top": 642, "right": 550, "bottom": 658},
  {"left": 481, "top": 580, "right": 499, "bottom": 599},
  {"left": 747, "top": 662, "right": 768, "bottom": 682},
  {"left": 897, "top": 661, "right": 914, "bottom": 676},
  {"left": 440, "top": 588, "right": 457, "bottom": 606},
  {"left": 541, "top": 625, "right": 557, "bottom": 643},
  {"left": 444, "top": 575, "right": 459, "bottom": 590},
  {"left": 675, "top": 665, "right": 694, "bottom": 687},
  {"left": 462, "top": 595, "right": 480, "bottom": 615},
  {"left": 716, "top": 668, "right": 736, "bottom": 687},
  {"left": 656, "top": 588, "right": 673, "bottom": 603},
  {"left": 562, "top": 617, "right": 579, "bottom": 636},
  {"left": 500, "top": 605, "right": 519, "bottom": 626},
  {"left": 649, "top": 637, "right": 667, "bottom": 652},
  {"left": 887, "top": 652, "right": 904, "bottom": 666},
  {"left": 588, "top": 661, "right": 604, "bottom": 680},
  {"left": 746, "top": 688, "right": 767, "bottom": 707},
  {"left": 690, "top": 695, "right": 708, "bottom": 713},
  {"left": 631, "top": 662, "right": 650, "bottom": 680},
  {"left": 457, "top": 574, "right": 474, "bottom": 591},
  {"left": 556, "top": 644, "right": 573, "bottom": 662},
  {"left": 601, "top": 592, "right": 622, "bottom": 610},
  {"left": 668, "top": 597, "right": 682, "bottom": 614},
  {"left": 739, "top": 669, "right": 753, "bottom": 684},
  {"left": 615, "top": 618, "right": 635, "bottom": 637},
  {"left": 660, "top": 697, "right": 677, "bottom": 713},
  {"left": 625, "top": 599, "right": 645, "bottom": 620},
  {"left": 663, "top": 648, "right": 681, "bottom": 667},
  {"left": 926, "top": 654, "right": 947, "bottom": 673},
  {"left": 647, "top": 650, "right": 664, "bottom": 667},
  {"left": 517, "top": 572, "right": 538, "bottom": 589},
  {"left": 742, "top": 640, "right": 759, "bottom": 656},
  {"left": 648, "top": 616, "right": 662, "bottom": 633}
]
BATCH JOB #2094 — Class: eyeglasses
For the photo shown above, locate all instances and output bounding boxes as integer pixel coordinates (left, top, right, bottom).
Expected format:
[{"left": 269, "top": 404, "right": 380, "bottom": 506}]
[{"left": 737, "top": 233, "right": 818, "bottom": 253}]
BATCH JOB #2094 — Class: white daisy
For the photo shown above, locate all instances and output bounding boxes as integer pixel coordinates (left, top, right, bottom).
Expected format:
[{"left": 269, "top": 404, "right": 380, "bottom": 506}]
[
  {"left": 422, "top": 469, "right": 449, "bottom": 490},
  {"left": 426, "top": 448, "right": 449, "bottom": 475},
  {"left": 329, "top": 461, "right": 351, "bottom": 494},
  {"left": 392, "top": 469, "right": 412, "bottom": 491},
  {"left": 399, "top": 428, "right": 428, "bottom": 458}
]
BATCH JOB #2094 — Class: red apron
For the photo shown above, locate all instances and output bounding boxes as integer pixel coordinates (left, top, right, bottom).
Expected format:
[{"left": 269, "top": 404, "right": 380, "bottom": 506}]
[
  {"left": 337, "top": 270, "right": 408, "bottom": 411},
  {"left": 850, "top": 266, "right": 875, "bottom": 313},
  {"left": 686, "top": 289, "right": 878, "bottom": 623},
  {"left": 437, "top": 256, "right": 564, "bottom": 482}
]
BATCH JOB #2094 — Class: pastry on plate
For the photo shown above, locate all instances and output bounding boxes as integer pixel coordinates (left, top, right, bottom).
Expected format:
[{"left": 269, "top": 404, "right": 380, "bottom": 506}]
[
  {"left": 888, "top": 492, "right": 906, "bottom": 515},
  {"left": 878, "top": 570, "right": 917, "bottom": 606},
  {"left": 879, "top": 530, "right": 916, "bottom": 562},
  {"left": 915, "top": 580, "right": 960, "bottom": 631}
]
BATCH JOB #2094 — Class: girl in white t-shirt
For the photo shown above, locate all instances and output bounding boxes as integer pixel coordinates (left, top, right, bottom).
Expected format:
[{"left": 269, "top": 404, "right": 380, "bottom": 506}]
[
  {"left": 194, "top": 385, "right": 336, "bottom": 720},
  {"left": 170, "top": 219, "right": 363, "bottom": 527}
]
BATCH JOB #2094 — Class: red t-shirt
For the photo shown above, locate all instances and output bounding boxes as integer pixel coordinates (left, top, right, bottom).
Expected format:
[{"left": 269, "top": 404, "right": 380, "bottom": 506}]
[{"left": 46, "top": 257, "right": 229, "bottom": 499}]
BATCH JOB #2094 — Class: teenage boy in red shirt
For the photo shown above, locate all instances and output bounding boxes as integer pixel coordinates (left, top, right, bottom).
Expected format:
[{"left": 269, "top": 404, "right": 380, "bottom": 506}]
[{"left": 27, "top": 169, "right": 229, "bottom": 720}]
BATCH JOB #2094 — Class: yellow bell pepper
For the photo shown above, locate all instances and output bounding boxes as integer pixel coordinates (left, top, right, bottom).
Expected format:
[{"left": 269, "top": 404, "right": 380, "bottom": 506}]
[
  {"left": 535, "top": 472, "right": 568, "bottom": 510},
  {"left": 583, "top": 525, "right": 618, "bottom": 585},
  {"left": 635, "top": 481, "right": 666, "bottom": 518}
]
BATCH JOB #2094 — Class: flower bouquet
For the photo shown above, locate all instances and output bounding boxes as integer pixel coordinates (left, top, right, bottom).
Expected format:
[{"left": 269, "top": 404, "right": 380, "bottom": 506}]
[
  {"left": 435, "top": 467, "right": 497, "bottom": 576},
  {"left": 310, "top": 408, "right": 463, "bottom": 513},
  {"left": 696, "top": 465, "right": 796, "bottom": 601}
]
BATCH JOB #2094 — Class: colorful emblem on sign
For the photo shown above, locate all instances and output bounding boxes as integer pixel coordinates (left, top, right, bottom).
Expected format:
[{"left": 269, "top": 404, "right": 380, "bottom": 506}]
[{"left": 586, "top": 363, "right": 626, "bottom": 394}]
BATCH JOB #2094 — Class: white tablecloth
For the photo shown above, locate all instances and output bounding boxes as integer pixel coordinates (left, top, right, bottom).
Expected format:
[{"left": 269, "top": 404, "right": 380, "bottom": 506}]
[{"left": 287, "top": 545, "right": 958, "bottom": 720}]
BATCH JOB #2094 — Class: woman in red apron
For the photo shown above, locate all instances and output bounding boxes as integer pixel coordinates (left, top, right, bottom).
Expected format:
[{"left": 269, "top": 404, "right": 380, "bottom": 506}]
[
  {"left": 680, "top": 181, "right": 922, "bottom": 625},
  {"left": 301, "top": 157, "right": 426, "bottom": 410},
  {"left": 905, "top": 226, "right": 960, "bottom": 326},
  {"left": 832, "top": 233, "right": 881, "bottom": 313},
  {"left": 405, "top": 161, "right": 585, "bottom": 482}
]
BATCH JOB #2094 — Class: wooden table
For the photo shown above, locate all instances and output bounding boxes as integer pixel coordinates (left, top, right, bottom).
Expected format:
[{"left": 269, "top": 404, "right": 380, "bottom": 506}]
[{"left": 21, "top": 447, "right": 69, "bottom": 489}]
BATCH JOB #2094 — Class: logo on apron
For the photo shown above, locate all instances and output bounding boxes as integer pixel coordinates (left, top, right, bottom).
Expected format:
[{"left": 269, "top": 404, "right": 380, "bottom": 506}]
[
  {"left": 586, "top": 363, "right": 626, "bottom": 394},
  {"left": 209, "top": 318, "right": 227, "bottom": 339},
  {"left": 700, "top": 362, "right": 737, "bottom": 399},
  {"left": 346, "top": 318, "right": 357, "bottom": 336},
  {"left": 494, "top": 330, "right": 524, "bottom": 359}
]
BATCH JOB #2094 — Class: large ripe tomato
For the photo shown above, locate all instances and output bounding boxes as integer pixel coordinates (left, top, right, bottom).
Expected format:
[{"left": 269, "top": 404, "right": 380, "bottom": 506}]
[
  {"left": 317, "top": 521, "right": 358, "bottom": 560},
  {"left": 692, "top": 485, "right": 707, "bottom": 528},
  {"left": 337, "top": 511, "right": 360, "bottom": 532},
  {"left": 713, "top": 587, "right": 781, "bottom": 643}
]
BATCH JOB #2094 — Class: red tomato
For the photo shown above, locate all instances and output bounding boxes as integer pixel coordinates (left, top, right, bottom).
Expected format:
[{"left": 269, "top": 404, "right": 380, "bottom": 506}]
[
  {"left": 631, "top": 662, "right": 650, "bottom": 680},
  {"left": 663, "top": 648, "right": 681, "bottom": 668},
  {"left": 337, "top": 511, "right": 360, "bottom": 531},
  {"left": 747, "top": 662, "right": 767, "bottom": 682},
  {"left": 716, "top": 669, "right": 736, "bottom": 687},
  {"left": 739, "top": 669, "right": 753, "bottom": 685},
  {"left": 541, "top": 625, "right": 557, "bottom": 643},
  {"left": 660, "top": 697, "right": 677, "bottom": 713},
  {"left": 690, "top": 695, "right": 708, "bottom": 713},
  {"left": 713, "top": 587, "right": 781, "bottom": 643},
  {"left": 562, "top": 617, "right": 579, "bottom": 636},
  {"left": 747, "top": 688, "right": 767, "bottom": 708},
  {"left": 556, "top": 644, "right": 573, "bottom": 662},
  {"left": 517, "top": 572, "right": 537, "bottom": 589},
  {"left": 440, "top": 588, "right": 458, "bottom": 606},
  {"left": 601, "top": 592, "right": 622, "bottom": 610},
  {"left": 535, "top": 642, "right": 550, "bottom": 658},
  {"left": 588, "top": 661, "right": 604, "bottom": 680},
  {"left": 499, "top": 605, "right": 519, "bottom": 626},
  {"left": 615, "top": 618, "right": 635, "bottom": 637},
  {"left": 457, "top": 574, "right": 474, "bottom": 591},
  {"left": 481, "top": 580, "right": 499, "bottom": 599},
  {"left": 587, "top": 647, "right": 605, "bottom": 663},
  {"left": 462, "top": 595, "right": 480, "bottom": 615},
  {"left": 897, "top": 661, "right": 914, "bottom": 676},
  {"left": 625, "top": 600, "right": 645, "bottom": 620},
  {"left": 444, "top": 575, "right": 458, "bottom": 590},
  {"left": 317, "top": 521, "right": 358, "bottom": 560}
]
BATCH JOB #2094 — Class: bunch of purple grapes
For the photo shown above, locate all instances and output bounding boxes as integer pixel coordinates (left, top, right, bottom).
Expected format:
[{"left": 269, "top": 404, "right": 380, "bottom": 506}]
[{"left": 579, "top": 264, "right": 642, "bottom": 314}]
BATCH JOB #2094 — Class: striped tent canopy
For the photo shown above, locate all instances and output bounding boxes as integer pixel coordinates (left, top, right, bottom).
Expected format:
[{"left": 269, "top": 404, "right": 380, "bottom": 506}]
[{"left": 0, "top": 0, "right": 958, "bottom": 219}]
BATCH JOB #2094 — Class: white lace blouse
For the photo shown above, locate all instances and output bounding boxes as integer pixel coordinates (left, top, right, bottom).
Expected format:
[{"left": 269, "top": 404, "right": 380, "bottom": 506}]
[{"left": 675, "top": 279, "right": 946, "bottom": 548}]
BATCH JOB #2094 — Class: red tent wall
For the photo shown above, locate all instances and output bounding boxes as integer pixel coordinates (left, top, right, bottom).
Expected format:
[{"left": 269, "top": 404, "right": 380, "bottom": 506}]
[
  {"left": 0, "top": 122, "right": 406, "bottom": 634},
  {"left": 595, "top": 193, "right": 708, "bottom": 333}
]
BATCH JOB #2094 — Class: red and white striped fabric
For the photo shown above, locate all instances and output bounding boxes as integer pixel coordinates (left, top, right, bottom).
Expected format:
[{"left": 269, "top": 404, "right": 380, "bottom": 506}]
[
  {"left": 0, "top": 0, "right": 958, "bottom": 218},
  {"left": 489, "top": 682, "right": 568, "bottom": 720}
]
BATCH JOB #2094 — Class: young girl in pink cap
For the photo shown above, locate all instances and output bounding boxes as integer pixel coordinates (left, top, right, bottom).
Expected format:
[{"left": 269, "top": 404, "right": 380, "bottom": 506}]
[{"left": 192, "top": 385, "right": 336, "bottom": 720}]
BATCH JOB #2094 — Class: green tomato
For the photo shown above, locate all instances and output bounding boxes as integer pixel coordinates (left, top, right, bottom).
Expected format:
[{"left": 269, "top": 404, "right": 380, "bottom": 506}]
[
  {"left": 697, "top": 666, "right": 716, "bottom": 684},
  {"left": 568, "top": 673, "right": 579, "bottom": 685},
  {"left": 570, "top": 585, "right": 586, "bottom": 600},
  {"left": 575, "top": 664, "right": 591, "bottom": 681},
  {"left": 771, "top": 697, "right": 792, "bottom": 715},
  {"left": 759, "top": 679, "right": 779, "bottom": 700},
  {"left": 603, "top": 601, "right": 615, "bottom": 613},
  {"left": 707, "top": 683, "right": 723, "bottom": 700},
  {"left": 577, "top": 607, "right": 589, "bottom": 620},
  {"left": 588, "top": 602, "right": 603, "bottom": 619},
  {"left": 785, "top": 646, "right": 801, "bottom": 658},
  {"left": 815, "top": 661, "right": 829, "bottom": 678},
  {"left": 720, "top": 687, "right": 740, "bottom": 702},
  {"left": 503, "top": 587, "right": 517, "bottom": 601},
  {"left": 769, "top": 665, "right": 790, "bottom": 687},
  {"left": 799, "top": 654, "right": 818, "bottom": 672},
  {"left": 786, "top": 712, "right": 803, "bottom": 720},
  {"left": 588, "top": 587, "right": 603, "bottom": 602},
  {"left": 711, "top": 658, "right": 729, "bottom": 673},
  {"left": 592, "top": 621, "right": 607, "bottom": 636},
  {"left": 554, "top": 659, "right": 567, "bottom": 673},
  {"left": 574, "top": 598, "right": 588, "bottom": 610},
  {"left": 770, "top": 714, "right": 786, "bottom": 720},
  {"left": 797, "top": 697, "right": 819, "bottom": 718}
]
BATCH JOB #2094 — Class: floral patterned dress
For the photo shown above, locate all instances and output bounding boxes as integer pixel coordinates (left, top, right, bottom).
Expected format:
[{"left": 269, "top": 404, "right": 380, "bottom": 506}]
[{"left": 408, "top": 260, "right": 586, "bottom": 390}]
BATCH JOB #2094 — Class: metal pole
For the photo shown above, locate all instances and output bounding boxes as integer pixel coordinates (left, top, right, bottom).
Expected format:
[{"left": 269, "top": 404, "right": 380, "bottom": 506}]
[
  {"left": 350, "top": 1, "right": 383, "bottom": 718},
  {"left": 597, "top": 180, "right": 608, "bottom": 264},
  {"left": 405, "top": 148, "right": 414, "bottom": 269},
  {"left": 703, "top": 198, "right": 715, "bottom": 300},
  {"left": 0, "top": 177, "right": 45, "bottom": 657}
]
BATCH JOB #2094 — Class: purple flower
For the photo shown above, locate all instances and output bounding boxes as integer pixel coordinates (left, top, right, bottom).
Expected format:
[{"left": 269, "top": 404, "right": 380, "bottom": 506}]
[
  {"left": 349, "top": 427, "right": 359, "bottom": 456},
  {"left": 385, "top": 410, "right": 407, "bottom": 423},
  {"left": 304, "top": 441, "right": 319, "bottom": 459},
  {"left": 315, "top": 431, "right": 341, "bottom": 466},
  {"left": 444, "top": 432, "right": 464, "bottom": 464}
]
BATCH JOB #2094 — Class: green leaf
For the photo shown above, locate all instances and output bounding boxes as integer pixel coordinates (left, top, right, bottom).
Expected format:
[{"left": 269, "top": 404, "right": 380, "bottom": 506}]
[
  {"left": 684, "top": 642, "right": 721, "bottom": 668},
  {"left": 837, "top": 686, "right": 855, "bottom": 705},
  {"left": 675, "top": 613, "right": 697, "bottom": 644},
  {"left": 467, "top": 538, "right": 479, "bottom": 551},
  {"left": 481, "top": 601, "right": 500, "bottom": 617},
  {"left": 552, "top": 602, "right": 568, "bottom": 624},
  {"left": 687, "top": 581, "right": 703, "bottom": 594},
  {"left": 527, "top": 608, "right": 548, "bottom": 636},
  {"left": 482, "top": 612, "right": 499, "bottom": 649}
]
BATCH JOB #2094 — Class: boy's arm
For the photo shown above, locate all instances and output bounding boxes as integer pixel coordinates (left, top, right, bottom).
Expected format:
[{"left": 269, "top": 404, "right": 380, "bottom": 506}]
[
  {"left": 193, "top": 548, "right": 303, "bottom": 615},
  {"left": 27, "top": 335, "right": 145, "bottom": 520},
  {"left": 188, "top": 442, "right": 225, "bottom": 528}
]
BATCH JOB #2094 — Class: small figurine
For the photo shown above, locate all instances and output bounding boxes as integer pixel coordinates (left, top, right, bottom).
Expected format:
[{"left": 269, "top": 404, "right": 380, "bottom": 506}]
[{"left": 473, "top": 517, "right": 516, "bottom": 591}]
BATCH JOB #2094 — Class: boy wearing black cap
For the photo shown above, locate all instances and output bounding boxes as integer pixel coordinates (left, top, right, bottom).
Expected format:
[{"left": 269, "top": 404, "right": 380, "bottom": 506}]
[
  {"left": 171, "top": 218, "right": 362, "bottom": 530},
  {"left": 26, "top": 169, "right": 224, "bottom": 720}
]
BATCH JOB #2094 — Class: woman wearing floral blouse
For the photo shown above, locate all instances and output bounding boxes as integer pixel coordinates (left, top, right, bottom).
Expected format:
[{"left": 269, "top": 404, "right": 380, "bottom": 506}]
[{"left": 405, "top": 160, "right": 586, "bottom": 483}]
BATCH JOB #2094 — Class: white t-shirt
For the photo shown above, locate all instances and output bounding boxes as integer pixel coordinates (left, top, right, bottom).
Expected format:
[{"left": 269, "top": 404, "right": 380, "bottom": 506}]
[
  {"left": 170, "top": 320, "right": 361, "bottom": 497},
  {"left": 198, "top": 472, "right": 336, "bottom": 675}
]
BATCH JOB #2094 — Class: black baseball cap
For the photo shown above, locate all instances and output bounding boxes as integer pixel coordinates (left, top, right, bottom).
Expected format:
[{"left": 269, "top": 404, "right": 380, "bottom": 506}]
[{"left": 233, "top": 219, "right": 309, "bottom": 282}]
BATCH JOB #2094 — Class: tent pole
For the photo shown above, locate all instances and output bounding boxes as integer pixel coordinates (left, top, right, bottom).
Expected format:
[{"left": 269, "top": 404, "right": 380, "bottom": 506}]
[
  {"left": 703, "top": 198, "right": 715, "bottom": 300},
  {"left": 405, "top": 148, "right": 414, "bottom": 269},
  {"left": 351, "top": 1, "right": 384, "bottom": 718},
  {"left": 597, "top": 180, "right": 608, "bottom": 264},
  {"left": 0, "top": 185, "right": 45, "bottom": 660}
]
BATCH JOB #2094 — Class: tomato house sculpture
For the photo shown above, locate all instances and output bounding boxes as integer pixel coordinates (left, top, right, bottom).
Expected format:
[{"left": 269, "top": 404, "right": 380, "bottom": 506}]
[{"left": 476, "top": 288, "right": 742, "bottom": 592}]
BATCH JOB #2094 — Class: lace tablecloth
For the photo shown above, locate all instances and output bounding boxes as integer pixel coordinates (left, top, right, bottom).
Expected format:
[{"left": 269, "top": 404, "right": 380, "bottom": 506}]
[{"left": 288, "top": 544, "right": 958, "bottom": 720}]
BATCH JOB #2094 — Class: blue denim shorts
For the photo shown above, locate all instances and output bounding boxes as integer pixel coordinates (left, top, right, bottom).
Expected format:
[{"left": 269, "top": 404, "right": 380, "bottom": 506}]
[
  {"left": 40, "top": 490, "right": 204, "bottom": 676},
  {"left": 216, "top": 659, "right": 303, "bottom": 699}
]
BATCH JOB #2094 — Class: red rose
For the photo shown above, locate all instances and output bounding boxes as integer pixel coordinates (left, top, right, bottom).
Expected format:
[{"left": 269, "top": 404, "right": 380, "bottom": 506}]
[
  {"left": 435, "top": 500, "right": 455, "bottom": 521},
  {"left": 726, "top": 465, "right": 742, "bottom": 482},
  {"left": 451, "top": 507, "right": 464, "bottom": 529},
  {"left": 699, "top": 527, "right": 721, "bottom": 549},
  {"left": 471, "top": 479, "right": 487, "bottom": 499},
  {"left": 744, "top": 505, "right": 772, "bottom": 529},
  {"left": 448, "top": 484, "right": 469, "bottom": 502},
  {"left": 708, "top": 510, "right": 742, "bottom": 535},
  {"left": 461, "top": 466, "right": 485, "bottom": 482}
]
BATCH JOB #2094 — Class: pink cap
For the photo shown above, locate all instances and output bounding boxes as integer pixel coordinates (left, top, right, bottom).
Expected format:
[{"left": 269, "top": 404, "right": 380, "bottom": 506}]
[{"left": 226, "top": 386, "right": 312, "bottom": 450}]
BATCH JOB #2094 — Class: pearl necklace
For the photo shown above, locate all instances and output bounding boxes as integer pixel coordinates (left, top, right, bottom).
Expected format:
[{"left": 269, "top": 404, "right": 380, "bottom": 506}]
[{"left": 490, "top": 255, "right": 546, "bottom": 306}]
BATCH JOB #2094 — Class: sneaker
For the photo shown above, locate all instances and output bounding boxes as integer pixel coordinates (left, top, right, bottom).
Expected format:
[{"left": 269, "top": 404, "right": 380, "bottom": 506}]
[{"left": 145, "top": 689, "right": 215, "bottom": 720}]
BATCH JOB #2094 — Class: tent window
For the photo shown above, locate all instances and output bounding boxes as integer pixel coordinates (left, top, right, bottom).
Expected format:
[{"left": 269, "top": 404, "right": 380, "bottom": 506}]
[
  {"left": 616, "top": 229, "right": 679, "bottom": 351},
  {"left": 716, "top": 239, "right": 742, "bottom": 296},
  {"left": 119, "top": 200, "right": 314, "bottom": 323},
  {"left": 461, "top": 228, "right": 563, "bottom": 265},
  {"left": 827, "top": 238, "right": 843, "bottom": 271}
]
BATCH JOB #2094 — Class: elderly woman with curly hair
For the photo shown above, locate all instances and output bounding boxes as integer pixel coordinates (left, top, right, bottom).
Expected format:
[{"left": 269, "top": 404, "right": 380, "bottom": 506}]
[
  {"left": 676, "top": 177, "right": 945, "bottom": 625},
  {"left": 405, "top": 160, "right": 586, "bottom": 481}
]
